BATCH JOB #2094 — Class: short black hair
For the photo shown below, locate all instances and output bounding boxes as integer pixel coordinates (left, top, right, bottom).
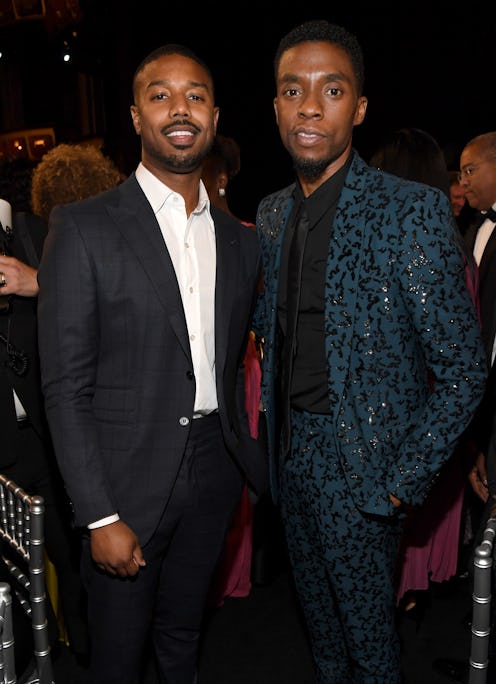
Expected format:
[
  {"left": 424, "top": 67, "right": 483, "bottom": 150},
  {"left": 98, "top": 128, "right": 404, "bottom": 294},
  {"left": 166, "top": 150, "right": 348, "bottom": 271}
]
[
  {"left": 132, "top": 43, "right": 214, "bottom": 101},
  {"left": 274, "top": 19, "right": 364, "bottom": 96}
]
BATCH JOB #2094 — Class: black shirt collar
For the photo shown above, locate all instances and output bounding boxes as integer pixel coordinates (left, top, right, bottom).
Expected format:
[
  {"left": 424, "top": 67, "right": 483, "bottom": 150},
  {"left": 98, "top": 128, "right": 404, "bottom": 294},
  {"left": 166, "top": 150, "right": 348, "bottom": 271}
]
[{"left": 294, "top": 154, "right": 352, "bottom": 226}]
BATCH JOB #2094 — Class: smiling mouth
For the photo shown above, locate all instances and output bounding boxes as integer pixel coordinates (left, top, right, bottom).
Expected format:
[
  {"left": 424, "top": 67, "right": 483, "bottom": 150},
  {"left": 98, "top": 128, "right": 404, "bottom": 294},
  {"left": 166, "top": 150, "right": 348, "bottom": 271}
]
[
  {"left": 165, "top": 129, "right": 196, "bottom": 147},
  {"left": 167, "top": 130, "right": 194, "bottom": 138}
]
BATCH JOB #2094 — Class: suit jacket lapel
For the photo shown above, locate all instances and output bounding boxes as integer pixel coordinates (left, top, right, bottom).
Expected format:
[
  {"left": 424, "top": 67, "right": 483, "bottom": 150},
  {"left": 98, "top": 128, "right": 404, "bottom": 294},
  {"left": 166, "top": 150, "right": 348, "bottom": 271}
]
[
  {"left": 324, "top": 157, "right": 367, "bottom": 421},
  {"left": 212, "top": 207, "right": 238, "bottom": 372},
  {"left": 107, "top": 175, "right": 191, "bottom": 361}
]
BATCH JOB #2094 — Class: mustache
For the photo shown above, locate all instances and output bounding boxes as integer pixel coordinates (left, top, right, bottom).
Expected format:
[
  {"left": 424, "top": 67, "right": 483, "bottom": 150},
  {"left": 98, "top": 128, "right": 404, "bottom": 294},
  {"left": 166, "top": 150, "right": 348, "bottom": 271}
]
[{"left": 160, "top": 121, "right": 201, "bottom": 135}]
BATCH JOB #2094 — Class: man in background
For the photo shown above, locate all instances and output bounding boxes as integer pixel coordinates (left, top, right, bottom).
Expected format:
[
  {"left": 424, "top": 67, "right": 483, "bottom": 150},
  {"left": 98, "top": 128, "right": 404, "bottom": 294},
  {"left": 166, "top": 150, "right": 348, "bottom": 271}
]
[
  {"left": 434, "top": 130, "right": 496, "bottom": 684},
  {"left": 458, "top": 133, "right": 496, "bottom": 524}
]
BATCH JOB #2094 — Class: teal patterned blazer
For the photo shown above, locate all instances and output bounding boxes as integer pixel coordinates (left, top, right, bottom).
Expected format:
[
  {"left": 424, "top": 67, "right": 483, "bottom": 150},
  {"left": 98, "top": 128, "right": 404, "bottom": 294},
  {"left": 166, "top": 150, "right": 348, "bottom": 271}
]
[{"left": 253, "top": 150, "right": 487, "bottom": 516}]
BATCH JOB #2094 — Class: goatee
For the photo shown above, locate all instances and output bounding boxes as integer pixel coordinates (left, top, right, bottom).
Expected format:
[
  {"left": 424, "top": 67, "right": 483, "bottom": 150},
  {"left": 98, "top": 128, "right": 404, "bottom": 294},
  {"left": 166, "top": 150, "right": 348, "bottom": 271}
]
[{"left": 293, "top": 157, "right": 330, "bottom": 183}]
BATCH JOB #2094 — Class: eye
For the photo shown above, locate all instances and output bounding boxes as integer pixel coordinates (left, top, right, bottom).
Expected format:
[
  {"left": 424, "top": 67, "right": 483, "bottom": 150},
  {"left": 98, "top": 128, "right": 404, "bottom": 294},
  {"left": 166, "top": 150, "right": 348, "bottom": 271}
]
[
  {"left": 282, "top": 87, "right": 300, "bottom": 97},
  {"left": 151, "top": 92, "right": 167, "bottom": 101}
]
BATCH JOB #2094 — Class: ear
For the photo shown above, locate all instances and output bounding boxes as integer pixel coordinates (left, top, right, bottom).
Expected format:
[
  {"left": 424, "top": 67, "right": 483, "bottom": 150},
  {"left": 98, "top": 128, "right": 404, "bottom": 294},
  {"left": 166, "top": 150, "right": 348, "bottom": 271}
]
[
  {"left": 213, "top": 106, "right": 220, "bottom": 132},
  {"left": 218, "top": 171, "right": 228, "bottom": 193},
  {"left": 353, "top": 96, "right": 368, "bottom": 127},
  {"left": 130, "top": 105, "right": 141, "bottom": 135},
  {"left": 273, "top": 97, "right": 279, "bottom": 126}
]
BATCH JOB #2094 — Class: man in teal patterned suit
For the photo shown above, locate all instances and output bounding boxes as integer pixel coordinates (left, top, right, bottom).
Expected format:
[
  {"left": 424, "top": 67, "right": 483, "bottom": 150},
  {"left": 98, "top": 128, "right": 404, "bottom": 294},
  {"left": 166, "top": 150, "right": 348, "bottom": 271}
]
[{"left": 253, "top": 20, "right": 487, "bottom": 684}]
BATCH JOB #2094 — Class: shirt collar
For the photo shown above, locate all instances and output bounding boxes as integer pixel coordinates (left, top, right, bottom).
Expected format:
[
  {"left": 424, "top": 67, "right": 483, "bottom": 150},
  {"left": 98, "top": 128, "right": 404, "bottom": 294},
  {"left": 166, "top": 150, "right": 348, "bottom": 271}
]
[
  {"left": 481, "top": 203, "right": 496, "bottom": 217},
  {"left": 135, "top": 162, "right": 209, "bottom": 216},
  {"left": 196, "top": 179, "right": 210, "bottom": 215},
  {"left": 294, "top": 153, "right": 352, "bottom": 226}
]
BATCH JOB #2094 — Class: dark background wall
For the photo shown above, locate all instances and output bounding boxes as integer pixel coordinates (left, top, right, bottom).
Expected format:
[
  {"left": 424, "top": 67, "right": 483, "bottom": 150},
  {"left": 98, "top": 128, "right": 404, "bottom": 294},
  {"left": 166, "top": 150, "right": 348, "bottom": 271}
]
[{"left": 0, "top": 0, "right": 495, "bottom": 222}]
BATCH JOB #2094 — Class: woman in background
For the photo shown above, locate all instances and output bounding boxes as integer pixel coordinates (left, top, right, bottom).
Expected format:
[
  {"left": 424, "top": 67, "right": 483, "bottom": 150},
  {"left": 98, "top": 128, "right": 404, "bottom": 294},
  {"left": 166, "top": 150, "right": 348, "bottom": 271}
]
[{"left": 201, "top": 134, "right": 262, "bottom": 606}]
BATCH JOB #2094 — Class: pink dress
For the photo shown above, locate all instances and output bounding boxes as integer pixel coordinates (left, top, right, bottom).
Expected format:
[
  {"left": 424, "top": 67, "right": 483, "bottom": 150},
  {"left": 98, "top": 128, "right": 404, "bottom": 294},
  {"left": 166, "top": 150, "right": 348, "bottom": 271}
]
[
  {"left": 396, "top": 445, "right": 467, "bottom": 601},
  {"left": 208, "top": 331, "right": 261, "bottom": 607}
]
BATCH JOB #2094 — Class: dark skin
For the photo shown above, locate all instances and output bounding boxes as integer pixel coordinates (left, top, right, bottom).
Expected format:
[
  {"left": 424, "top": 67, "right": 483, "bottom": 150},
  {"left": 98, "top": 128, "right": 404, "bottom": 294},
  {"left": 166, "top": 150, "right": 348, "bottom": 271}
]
[
  {"left": 90, "top": 52, "right": 220, "bottom": 578},
  {"left": 274, "top": 41, "right": 367, "bottom": 196},
  {"left": 200, "top": 156, "right": 231, "bottom": 215},
  {"left": 131, "top": 52, "right": 219, "bottom": 217},
  {"left": 274, "top": 40, "right": 401, "bottom": 508}
]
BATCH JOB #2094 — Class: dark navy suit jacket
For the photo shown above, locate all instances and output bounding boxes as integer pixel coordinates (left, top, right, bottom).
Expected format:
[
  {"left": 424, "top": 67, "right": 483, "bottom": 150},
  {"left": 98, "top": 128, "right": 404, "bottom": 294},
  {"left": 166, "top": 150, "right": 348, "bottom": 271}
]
[{"left": 37, "top": 174, "right": 267, "bottom": 544}]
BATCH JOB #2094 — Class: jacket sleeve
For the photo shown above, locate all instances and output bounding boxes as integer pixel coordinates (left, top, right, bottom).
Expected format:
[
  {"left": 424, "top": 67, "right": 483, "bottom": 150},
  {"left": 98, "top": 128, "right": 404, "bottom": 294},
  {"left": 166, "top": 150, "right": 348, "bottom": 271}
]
[{"left": 37, "top": 205, "right": 116, "bottom": 527}]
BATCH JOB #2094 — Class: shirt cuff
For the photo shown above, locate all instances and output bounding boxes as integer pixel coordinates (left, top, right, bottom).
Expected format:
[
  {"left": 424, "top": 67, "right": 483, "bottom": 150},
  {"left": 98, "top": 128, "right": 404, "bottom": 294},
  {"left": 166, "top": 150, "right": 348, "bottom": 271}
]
[{"left": 87, "top": 513, "right": 120, "bottom": 529}]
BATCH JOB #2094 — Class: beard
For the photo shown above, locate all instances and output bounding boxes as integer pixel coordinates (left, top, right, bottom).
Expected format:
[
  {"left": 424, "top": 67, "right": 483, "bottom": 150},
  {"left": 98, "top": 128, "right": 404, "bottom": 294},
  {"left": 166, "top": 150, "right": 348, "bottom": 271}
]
[
  {"left": 143, "top": 129, "right": 214, "bottom": 175},
  {"left": 147, "top": 145, "right": 207, "bottom": 174},
  {"left": 292, "top": 155, "right": 333, "bottom": 183}
]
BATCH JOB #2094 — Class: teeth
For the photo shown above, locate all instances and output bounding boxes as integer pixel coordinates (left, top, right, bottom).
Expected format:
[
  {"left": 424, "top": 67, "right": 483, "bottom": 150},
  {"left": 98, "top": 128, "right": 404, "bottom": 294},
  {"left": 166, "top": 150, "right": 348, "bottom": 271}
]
[{"left": 168, "top": 130, "right": 193, "bottom": 137}]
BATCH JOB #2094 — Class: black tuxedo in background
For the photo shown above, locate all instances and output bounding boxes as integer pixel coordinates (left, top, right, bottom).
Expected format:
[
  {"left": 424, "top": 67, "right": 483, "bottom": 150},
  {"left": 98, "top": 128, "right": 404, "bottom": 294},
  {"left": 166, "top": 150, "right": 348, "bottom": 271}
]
[
  {"left": 463, "top": 217, "right": 496, "bottom": 576},
  {"left": 465, "top": 217, "right": 496, "bottom": 360},
  {"left": 37, "top": 174, "right": 267, "bottom": 683},
  {"left": 463, "top": 218, "right": 496, "bottom": 457},
  {"left": 0, "top": 211, "right": 89, "bottom": 661}
]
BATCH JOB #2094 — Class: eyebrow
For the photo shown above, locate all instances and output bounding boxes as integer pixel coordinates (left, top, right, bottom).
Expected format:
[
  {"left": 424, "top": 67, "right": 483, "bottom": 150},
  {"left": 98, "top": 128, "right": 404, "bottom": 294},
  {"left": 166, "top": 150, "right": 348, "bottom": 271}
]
[
  {"left": 278, "top": 71, "right": 349, "bottom": 84},
  {"left": 146, "top": 79, "right": 210, "bottom": 91}
]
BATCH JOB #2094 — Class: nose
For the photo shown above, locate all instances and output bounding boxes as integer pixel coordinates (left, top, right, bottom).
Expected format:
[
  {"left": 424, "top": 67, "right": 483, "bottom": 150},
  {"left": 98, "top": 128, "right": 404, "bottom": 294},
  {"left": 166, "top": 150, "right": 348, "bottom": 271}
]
[
  {"left": 298, "top": 91, "right": 323, "bottom": 119},
  {"left": 170, "top": 94, "right": 191, "bottom": 118}
]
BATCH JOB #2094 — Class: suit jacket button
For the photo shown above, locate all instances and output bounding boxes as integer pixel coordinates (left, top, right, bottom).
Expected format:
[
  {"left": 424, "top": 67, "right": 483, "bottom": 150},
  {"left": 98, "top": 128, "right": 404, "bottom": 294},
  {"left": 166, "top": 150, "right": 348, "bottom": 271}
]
[
  {"left": 179, "top": 416, "right": 190, "bottom": 426},
  {"left": 186, "top": 371, "right": 194, "bottom": 380}
]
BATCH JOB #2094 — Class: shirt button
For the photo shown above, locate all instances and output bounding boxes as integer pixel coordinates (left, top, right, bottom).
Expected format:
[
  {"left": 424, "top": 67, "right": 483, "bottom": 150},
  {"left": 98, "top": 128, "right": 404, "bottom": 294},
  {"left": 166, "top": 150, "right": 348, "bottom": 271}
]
[
  {"left": 190, "top": 334, "right": 195, "bottom": 341},
  {"left": 179, "top": 416, "right": 190, "bottom": 426},
  {"left": 186, "top": 371, "right": 194, "bottom": 380}
]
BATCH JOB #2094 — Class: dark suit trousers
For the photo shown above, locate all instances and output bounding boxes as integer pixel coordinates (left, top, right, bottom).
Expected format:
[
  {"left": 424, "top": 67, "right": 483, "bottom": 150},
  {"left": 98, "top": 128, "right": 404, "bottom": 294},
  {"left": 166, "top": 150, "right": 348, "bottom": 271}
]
[
  {"left": 279, "top": 409, "right": 402, "bottom": 684},
  {"left": 81, "top": 413, "right": 244, "bottom": 684}
]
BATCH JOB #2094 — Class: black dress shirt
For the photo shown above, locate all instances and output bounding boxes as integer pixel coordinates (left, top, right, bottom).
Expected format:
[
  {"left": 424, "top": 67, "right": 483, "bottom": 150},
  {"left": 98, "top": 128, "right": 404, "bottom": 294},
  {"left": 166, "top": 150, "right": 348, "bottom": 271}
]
[{"left": 278, "top": 156, "right": 351, "bottom": 414}]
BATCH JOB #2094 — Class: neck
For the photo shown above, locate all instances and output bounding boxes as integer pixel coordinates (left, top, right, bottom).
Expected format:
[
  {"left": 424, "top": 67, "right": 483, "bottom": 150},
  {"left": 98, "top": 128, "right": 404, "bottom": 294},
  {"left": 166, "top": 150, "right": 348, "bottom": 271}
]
[
  {"left": 144, "top": 162, "right": 202, "bottom": 217},
  {"left": 210, "top": 197, "right": 235, "bottom": 217}
]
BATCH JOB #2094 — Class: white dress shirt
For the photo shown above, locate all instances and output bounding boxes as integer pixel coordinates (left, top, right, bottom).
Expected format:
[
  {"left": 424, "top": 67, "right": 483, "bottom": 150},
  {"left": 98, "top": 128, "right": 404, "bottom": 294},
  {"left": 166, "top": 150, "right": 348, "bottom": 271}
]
[
  {"left": 89, "top": 163, "right": 218, "bottom": 529},
  {"left": 472, "top": 203, "right": 496, "bottom": 367},
  {"left": 136, "top": 163, "right": 218, "bottom": 415}
]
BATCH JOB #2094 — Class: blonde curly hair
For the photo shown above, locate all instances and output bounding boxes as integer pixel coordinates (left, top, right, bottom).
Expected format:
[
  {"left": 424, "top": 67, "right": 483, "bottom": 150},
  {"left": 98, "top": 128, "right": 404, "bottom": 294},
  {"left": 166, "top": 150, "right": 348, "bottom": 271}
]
[{"left": 31, "top": 143, "right": 124, "bottom": 222}]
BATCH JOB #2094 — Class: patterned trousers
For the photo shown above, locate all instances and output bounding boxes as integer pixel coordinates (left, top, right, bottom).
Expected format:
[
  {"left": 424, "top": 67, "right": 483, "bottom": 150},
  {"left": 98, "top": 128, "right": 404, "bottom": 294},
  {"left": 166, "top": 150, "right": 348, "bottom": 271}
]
[{"left": 279, "top": 409, "right": 402, "bottom": 684}]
